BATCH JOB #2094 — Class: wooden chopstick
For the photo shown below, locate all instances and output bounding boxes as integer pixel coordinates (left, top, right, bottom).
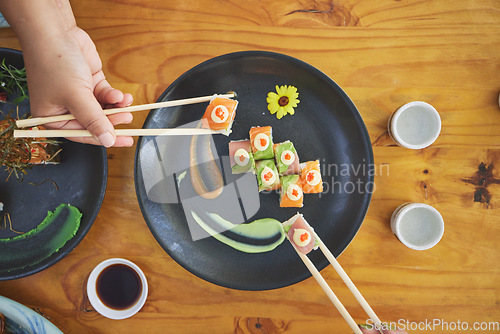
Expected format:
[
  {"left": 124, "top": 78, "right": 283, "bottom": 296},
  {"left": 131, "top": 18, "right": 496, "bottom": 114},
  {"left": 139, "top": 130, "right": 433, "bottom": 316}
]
[
  {"left": 287, "top": 238, "right": 364, "bottom": 334},
  {"left": 15, "top": 92, "right": 236, "bottom": 128},
  {"left": 314, "top": 233, "right": 383, "bottom": 330},
  {"left": 13, "top": 128, "right": 219, "bottom": 138}
]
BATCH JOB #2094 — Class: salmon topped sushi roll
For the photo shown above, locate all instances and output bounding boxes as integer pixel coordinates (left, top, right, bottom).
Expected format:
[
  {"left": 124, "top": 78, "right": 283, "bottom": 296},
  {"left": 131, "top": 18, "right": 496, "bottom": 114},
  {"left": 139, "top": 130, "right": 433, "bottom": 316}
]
[
  {"left": 280, "top": 175, "right": 303, "bottom": 208},
  {"left": 282, "top": 213, "right": 317, "bottom": 254},
  {"left": 229, "top": 140, "right": 255, "bottom": 174},
  {"left": 255, "top": 159, "right": 280, "bottom": 191},
  {"left": 202, "top": 97, "right": 238, "bottom": 135},
  {"left": 300, "top": 160, "right": 323, "bottom": 194},
  {"left": 0, "top": 121, "right": 61, "bottom": 166},
  {"left": 274, "top": 141, "right": 300, "bottom": 175},
  {"left": 249, "top": 126, "right": 274, "bottom": 160}
]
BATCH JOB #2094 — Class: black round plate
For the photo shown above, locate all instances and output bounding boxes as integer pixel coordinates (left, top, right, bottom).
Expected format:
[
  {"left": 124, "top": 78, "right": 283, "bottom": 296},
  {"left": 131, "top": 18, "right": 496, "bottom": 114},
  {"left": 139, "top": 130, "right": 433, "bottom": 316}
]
[
  {"left": 0, "top": 48, "right": 107, "bottom": 280},
  {"left": 134, "top": 51, "right": 373, "bottom": 290}
]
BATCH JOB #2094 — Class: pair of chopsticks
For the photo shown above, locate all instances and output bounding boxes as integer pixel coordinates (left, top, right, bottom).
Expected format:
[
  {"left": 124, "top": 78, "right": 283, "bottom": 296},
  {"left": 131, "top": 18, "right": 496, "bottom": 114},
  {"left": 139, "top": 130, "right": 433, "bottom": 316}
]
[
  {"left": 288, "top": 232, "right": 382, "bottom": 334},
  {"left": 13, "top": 92, "right": 236, "bottom": 138}
]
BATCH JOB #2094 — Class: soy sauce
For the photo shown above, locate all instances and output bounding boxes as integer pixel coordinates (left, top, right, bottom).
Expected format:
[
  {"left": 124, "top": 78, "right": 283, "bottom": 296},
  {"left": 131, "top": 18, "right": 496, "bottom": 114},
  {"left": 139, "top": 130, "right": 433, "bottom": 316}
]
[{"left": 96, "top": 264, "right": 142, "bottom": 310}]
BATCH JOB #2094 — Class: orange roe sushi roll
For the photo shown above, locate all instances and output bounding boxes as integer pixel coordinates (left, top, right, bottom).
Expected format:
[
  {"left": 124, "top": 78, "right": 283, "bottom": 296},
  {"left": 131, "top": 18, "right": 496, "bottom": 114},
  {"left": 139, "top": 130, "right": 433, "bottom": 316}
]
[
  {"left": 300, "top": 160, "right": 323, "bottom": 194},
  {"left": 0, "top": 121, "right": 60, "bottom": 165},
  {"left": 249, "top": 126, "right": 274, "bottom": 160},
  {"left": 282, "top": 213, "right": 317, "bottom": 254},
  {"left": 255, "top": 159, "right": 280, "bottom": 191},
  {"left": 202, "top": 97, "right": 238, "bottom": 135},
  {"left": 229, "top": 139, "right": 256, "bottom": 174},
  {"left": 280, "top": 175, "right": 303, "bottom": 208},
  {"left": 274, "top": 141, "right": 300, "bottom": 175}
]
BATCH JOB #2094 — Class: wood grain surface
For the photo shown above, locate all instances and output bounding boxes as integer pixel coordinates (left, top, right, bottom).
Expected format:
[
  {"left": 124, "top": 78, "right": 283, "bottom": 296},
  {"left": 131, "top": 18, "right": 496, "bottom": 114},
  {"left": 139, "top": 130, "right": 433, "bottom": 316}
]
[{"left": 1, "top": 0, "right": 499, "bottom": 333}]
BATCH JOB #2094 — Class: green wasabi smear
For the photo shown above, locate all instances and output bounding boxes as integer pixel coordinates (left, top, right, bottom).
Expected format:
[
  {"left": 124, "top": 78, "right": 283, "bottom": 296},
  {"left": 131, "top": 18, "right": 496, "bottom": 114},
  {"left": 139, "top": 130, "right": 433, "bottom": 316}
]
[
  {"left": 0, "top": 204, "right": 81, "bottom": 242},
  {"left": 191, "top": 211, "right": 285, "bottom": 253},
  {"left": 176, "top": 171, "right": 187, "bottom": 187},
  {"left": 0, "top": 204, "right": 82, "bottom": 272}
]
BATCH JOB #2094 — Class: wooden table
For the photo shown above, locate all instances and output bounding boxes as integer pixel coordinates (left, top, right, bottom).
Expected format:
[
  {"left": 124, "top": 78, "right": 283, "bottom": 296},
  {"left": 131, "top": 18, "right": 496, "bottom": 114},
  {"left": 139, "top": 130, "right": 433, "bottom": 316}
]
[{"left": 1, "top": 1, "right": 499, "bottom": 333}]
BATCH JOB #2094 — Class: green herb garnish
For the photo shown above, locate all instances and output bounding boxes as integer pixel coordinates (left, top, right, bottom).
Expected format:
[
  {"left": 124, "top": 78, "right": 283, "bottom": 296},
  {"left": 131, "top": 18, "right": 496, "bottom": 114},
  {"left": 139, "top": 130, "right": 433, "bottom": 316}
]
[{"left": 0, "top": 59, "right": 29, "bottom": 104}]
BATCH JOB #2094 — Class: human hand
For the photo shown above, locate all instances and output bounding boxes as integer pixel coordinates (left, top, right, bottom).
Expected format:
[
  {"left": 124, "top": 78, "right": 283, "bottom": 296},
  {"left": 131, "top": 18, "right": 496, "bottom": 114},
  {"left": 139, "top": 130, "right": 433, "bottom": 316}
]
[{"left": 22, "top": 26, "right": 133, "bottom": 147}]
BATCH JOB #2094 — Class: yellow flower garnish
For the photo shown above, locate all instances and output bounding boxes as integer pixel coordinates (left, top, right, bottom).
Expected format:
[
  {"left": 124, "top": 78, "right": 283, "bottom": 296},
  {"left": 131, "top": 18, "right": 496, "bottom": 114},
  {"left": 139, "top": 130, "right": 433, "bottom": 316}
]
[{"left": 266, "top": 85, "right": 300, "bottom": 119}]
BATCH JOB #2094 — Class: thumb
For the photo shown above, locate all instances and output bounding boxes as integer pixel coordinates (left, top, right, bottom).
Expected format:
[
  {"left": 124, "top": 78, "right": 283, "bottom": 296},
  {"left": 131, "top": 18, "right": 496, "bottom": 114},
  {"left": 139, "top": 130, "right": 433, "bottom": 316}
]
[{"left": 67, "top": 88, "right": 116, "bottom": 147}]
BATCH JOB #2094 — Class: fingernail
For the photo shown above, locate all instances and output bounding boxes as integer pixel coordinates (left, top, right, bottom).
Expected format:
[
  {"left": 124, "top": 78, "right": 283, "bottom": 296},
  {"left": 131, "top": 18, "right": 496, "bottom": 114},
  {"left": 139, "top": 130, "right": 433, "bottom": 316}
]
[{"left": 98, "top": 131, "right": 115, "bottom": 148}]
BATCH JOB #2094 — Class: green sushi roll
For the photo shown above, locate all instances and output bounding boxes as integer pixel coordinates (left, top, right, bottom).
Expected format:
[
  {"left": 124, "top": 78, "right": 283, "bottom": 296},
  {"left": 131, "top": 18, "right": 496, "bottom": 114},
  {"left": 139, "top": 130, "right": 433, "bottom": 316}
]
[
  {"left": 255, "top": 159, "right": 280, "bottom": 192},
  {"left": 249, "top": 126, "right": 274, "bottom": 160},
  {"left": 229, "top": 140, "right": 256, "bottom": 174},
  {"left": 274, "top": 141, "right": 300, "bottom": 175}
]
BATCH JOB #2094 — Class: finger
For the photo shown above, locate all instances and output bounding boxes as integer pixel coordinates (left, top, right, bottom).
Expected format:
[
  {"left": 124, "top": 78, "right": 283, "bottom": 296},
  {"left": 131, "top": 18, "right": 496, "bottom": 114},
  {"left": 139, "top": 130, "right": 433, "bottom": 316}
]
[
  {"left": 108, "top": 112, "right": 133, "bottom": 126},
  {"left": 103, "top": 93, "right": 133, "bottom": 109},
  {"left": 50, "top": 114, "right": 133, "bottom": 147},
  {"left": 65, "top": 135, "right": 134, "bottom": 147},
  {"left": 122, "top": 93, "right": 134, "bottom": 107},
  {"left": 114, "top": 136, "right": 134, "bottom": 147},
  {"left": 66, "top": 88, "right": 116, "bottom": 147},
  {"left": 39, "top": 112, "right": 133, "bottom": 131},
  {"left": 93, "top": 71, "right": 130, "bottom": 105},
  {"left": 94, "top": 76, "right": 124, "bottom": 105},
  {"left": 92, "top": 70, "right": 134, "bottom": 108}
]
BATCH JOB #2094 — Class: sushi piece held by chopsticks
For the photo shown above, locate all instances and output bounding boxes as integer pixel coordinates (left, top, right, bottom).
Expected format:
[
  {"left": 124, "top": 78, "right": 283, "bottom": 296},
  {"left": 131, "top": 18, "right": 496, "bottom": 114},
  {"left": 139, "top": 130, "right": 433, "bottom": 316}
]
[
  {"left": 201, "top": 96, "right": 238, "bottom": 136},
  {"left": 14, "top": 93, "right": 238, "bottom": 139},
  {"left": 16, "top": 92, "right": 236, "bottom": 128},
  {"left": 13, "top": 128, "right": 220, "bottom": 139},
  {"left": 282, "top": 213, "right": 317, "bottom": 253},
  {"left": 282, "top": 213, "right": 383, "bottom": 334}
]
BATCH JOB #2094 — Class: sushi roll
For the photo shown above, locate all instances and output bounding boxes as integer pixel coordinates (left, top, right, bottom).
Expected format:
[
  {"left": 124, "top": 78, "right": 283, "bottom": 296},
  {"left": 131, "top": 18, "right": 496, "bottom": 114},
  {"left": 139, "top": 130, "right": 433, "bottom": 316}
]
[
  {"left": 249, "top": 126, "right": 274, "bottom": 160},
  {"left": 202, "top": 97, "right": 238, "bottom": 135},
  {"left": 229, "top": 140, "right": 256, "bottom": 174},
  {"left": 274, "top": 141, "right": 300, "bottom": 175},
  {"left": 300, "top": 160, "right": 323, "bottom": 194},
  {"left": 255, "top": 159, "right": 280, "bottom": 191},
  {"left": 282, "top": 213, "right": 317, "bottom": 254},
  {"left": 280, "top": 175, "right": 303, "bottom": 208}
]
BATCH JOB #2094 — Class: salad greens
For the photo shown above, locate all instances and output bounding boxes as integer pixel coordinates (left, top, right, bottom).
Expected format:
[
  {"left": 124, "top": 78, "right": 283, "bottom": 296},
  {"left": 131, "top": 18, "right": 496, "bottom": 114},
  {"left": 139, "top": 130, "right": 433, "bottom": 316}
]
[{"left": 0, "top": 58, "right": 29, "bottom": 104}]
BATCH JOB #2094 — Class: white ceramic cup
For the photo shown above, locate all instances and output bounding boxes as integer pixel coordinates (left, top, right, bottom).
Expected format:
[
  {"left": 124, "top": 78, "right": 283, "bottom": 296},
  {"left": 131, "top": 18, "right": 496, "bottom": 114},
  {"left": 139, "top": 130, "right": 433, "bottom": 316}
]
[
  {"left": 388, "top": 101, "right": 441, "bottom": 149},
  {"left": 87, "top": 258, "right": 148, "bottom": 320},
  {"left": 390, "top": 203, "right": 444, "bottom": 250}
]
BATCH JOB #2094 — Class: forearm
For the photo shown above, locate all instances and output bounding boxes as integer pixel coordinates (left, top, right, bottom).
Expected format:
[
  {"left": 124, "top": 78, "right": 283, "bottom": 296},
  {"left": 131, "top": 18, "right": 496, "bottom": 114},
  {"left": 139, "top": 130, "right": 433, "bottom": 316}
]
[{"left": 0, "top": 0, "right": 76, "bottom": 48}]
